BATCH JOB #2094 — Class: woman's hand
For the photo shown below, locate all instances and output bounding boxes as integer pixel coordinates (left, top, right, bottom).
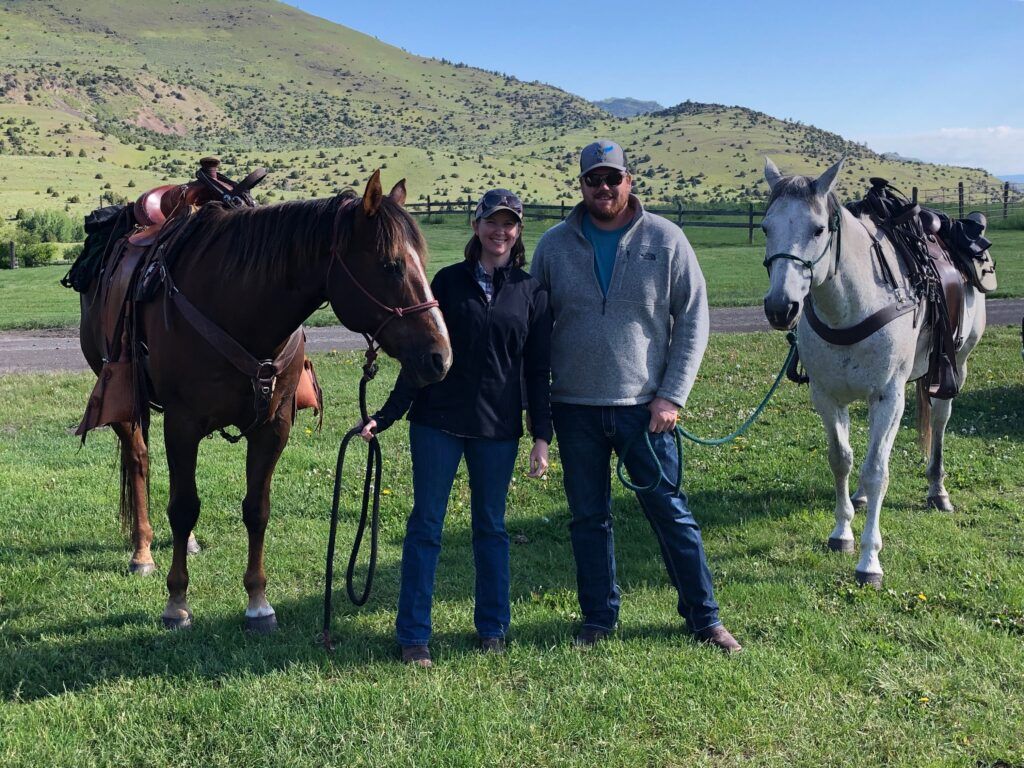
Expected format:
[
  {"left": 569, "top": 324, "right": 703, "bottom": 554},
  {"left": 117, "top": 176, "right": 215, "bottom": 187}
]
[
  {"left": 527, "top": 439, "right": 549, "bottom": 478},
  {"left": 353, "top": 418, "right": 377, "bottom": 443}
]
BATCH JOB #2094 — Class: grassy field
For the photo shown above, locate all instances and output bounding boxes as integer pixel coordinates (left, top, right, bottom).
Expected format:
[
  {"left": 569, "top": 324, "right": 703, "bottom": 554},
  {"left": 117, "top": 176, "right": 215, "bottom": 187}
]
[
  {"left": 2, "top": 220, "right": 1023, "bottom": 331},
  {"left": 1, "top": 328, "right": 1023, "bottom": 766}
]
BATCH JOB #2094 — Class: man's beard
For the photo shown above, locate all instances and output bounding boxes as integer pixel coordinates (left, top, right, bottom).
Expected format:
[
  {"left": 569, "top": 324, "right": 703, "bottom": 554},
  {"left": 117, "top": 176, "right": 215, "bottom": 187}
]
[{"left": 586, "top": 194, "right": 629, "bottom": 222}]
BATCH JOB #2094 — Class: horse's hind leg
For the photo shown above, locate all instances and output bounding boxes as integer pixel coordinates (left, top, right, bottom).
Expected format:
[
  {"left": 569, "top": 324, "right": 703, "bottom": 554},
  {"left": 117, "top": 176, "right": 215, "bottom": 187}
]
[
  {"left": 111, "top": 422, "right": 156, "bottom": 575},
  {"left": 855, "top": 387, "right": 906, "bottom": 588},
  {"left": 161, "top": 416, "right": 203, "bottom": 630},
  {"left": 240, "top": 418, "right": 291, "bottom": 633},
  {"left": 810, "top": 388, "right": 856, "bottom": 554},
  {"left": 925, "top": 396, "right": 955, "bottom": 511}
]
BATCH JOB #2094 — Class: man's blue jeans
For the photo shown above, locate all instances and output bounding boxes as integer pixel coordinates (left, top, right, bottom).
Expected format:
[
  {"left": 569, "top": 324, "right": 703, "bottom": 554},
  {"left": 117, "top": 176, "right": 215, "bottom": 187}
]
[
  {"left": 396, "top": 422, "right": 520, "bottom": 647},
  {"left": 551, "top": 403, "right": 721, "bottom": 634}
]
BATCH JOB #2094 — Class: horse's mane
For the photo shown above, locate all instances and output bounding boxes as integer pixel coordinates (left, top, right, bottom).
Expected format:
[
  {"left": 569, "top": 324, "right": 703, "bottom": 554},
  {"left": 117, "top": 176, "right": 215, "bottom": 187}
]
[
  {"left": 167, "top": 191, "right": 428, "bottom": 284},
  {"left": 768, "top": 175, "right": 842, "bottom": 220}
]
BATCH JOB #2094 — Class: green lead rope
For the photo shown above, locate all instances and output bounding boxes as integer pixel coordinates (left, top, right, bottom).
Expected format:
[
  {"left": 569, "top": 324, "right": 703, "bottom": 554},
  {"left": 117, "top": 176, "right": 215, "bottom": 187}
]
[{"left": 616, "top": 332, "right": 799, "bottom": 495}]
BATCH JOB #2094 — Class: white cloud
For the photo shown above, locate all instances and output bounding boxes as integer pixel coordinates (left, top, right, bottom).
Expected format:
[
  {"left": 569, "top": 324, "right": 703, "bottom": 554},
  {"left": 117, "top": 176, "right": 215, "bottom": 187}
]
[{"left": 858, "top": 126, "right": 1024, "bottom": 175}]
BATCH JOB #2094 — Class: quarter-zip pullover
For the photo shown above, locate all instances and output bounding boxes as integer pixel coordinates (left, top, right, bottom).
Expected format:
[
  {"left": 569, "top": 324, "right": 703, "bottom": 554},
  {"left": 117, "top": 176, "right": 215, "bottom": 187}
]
[
  {"left": 373, "top": 260, "right": 553, "bottom": 442},
  {"left": 530, "top": 196, "right": 709, "bottom": 407}
]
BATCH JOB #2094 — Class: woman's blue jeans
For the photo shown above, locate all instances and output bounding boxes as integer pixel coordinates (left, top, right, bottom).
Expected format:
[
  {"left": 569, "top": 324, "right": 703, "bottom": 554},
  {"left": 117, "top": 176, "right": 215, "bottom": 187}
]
[
  {"left": 396, "top": 422, "right": 520, "bottom": 647},
  {"left": 552, "top": 403, "right": 721, "bottom": 634}
]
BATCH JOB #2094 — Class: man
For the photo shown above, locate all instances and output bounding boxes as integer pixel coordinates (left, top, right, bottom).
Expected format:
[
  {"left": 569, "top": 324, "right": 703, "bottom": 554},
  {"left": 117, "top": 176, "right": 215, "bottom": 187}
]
[{"left": 531, "top": 139, "right": 741, "bottom": 653}]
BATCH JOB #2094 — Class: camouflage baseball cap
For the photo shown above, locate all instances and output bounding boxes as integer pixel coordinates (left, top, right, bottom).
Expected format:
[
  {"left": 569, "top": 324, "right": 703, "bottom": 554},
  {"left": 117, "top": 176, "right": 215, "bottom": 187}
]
[{"left": 579, "top": 139, "right": 628, "bottom": 177}]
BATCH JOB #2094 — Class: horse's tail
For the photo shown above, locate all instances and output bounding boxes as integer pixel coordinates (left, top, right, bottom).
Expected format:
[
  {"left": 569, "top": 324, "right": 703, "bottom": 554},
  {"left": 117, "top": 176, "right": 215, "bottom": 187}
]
[
  {"left": 117, "top": 418, "right": 150, "bottom": 539},
  {"left": 916, "top": 379, "right": 932, "bottom": 455}
]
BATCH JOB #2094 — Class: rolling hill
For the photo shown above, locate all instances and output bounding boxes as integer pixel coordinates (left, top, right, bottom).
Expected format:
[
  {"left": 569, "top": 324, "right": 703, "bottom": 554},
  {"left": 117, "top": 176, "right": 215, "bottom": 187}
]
[{"left": 0, "top": 0, "right": 1005, "bottom": 217}]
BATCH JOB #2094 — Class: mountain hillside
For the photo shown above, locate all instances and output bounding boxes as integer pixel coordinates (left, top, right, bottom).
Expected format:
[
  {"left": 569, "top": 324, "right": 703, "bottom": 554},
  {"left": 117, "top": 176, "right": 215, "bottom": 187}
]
[
  {"left": 0, "top": 0, "right": 1004, "bottom": 215},
  {"left": 593, "top": 98, "right": 665, "bottom": 118}
]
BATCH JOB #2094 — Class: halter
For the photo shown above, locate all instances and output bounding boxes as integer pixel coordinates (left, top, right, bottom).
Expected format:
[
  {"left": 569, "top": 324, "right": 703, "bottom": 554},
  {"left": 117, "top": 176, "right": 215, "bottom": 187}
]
[
  {"left": 327, "top": 199, "right": 440, "bottom": 368},
  {"left": 763, "top": 208, "right": 842, "bottom": 280}
]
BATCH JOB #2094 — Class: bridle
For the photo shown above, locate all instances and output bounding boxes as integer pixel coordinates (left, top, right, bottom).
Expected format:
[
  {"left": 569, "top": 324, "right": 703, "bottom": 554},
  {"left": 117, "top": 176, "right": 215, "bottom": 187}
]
[
  {"left": 762, "top": 208, "right": 842, "bottom": 281},
  {"left": 326, "top": 198, "right": 440, "bottom": 368}
]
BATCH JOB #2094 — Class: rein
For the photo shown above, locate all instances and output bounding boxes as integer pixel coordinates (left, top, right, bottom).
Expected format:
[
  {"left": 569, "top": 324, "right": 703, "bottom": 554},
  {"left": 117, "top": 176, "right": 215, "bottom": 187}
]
[
  {"left": 616, "top": 332, "right": 798, "bottom": 495},
  {"left": 321, "top": 351, "right": 381, "bottom": 651}
]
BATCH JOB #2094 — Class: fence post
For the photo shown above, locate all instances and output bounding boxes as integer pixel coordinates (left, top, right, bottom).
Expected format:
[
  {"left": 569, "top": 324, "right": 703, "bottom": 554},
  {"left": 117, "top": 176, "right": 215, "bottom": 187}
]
[
  {"left": 560, "top": 200, "right": 565, "bottom": 220},
  {"left": 8, "top": 241, "right": 15, "bottom": 269},
  {"left": 747, "top": 202, "right": 754, "bottom": 244},
  {"left": 466, "top": 197, "right": 472, "bottom": 224},
  {"left": 426, "top": 195, "right": 431, "bottom": 219},
  {"left": 1004, "top": 182, "right": 1010, "bottom": 220},
  {"left": 676, "top": 201, "right": 683, "bottom": 226},
  {"left": 912, "top": 186, "right": 918, "bottom": 204},
  {"left": 958, "top": 182, "right": 964, "bottom": 219}
]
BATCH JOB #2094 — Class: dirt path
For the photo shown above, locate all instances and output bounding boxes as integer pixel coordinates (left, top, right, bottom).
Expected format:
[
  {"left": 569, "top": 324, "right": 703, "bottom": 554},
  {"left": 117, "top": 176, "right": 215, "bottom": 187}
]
[{"left": 3, "top": 300, "right": 1022, "bottom": 374}]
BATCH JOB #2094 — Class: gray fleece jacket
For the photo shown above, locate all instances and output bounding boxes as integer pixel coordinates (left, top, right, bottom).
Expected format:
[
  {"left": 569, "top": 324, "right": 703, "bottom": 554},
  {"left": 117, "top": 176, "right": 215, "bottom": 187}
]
[{"left": 530, "top": 196, "right": 709, "bottom": 407}]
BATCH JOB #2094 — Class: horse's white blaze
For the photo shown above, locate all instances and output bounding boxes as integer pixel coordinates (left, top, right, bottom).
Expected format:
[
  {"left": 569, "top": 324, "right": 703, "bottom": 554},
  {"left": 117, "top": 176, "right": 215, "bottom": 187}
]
[
  {"left": 762, "top": 159, "right": 987, "bottom": 583},
  {"left": 407, "top": 245, "right": 452, "bottom": 358}
]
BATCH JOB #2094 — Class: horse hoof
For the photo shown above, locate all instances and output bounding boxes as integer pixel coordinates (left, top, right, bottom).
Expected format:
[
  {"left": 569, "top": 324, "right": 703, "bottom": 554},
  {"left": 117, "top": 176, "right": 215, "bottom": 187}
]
[
  {"left": 855, "top": 570, "right": 883, "bottom": 589},
  {"left": 827, "top": 537, "right": 855, "bottom": 554},
  {"left": 128, "top": 561, "right": 156, "bottom": 576},
  {"left": 162, "top": 612, "right": 193, "bottom": 631},
  {"left": 245, "top": 613, "right": 278, "bottom": 634},
  {"left": 186, "top": 535, "right": 202, "bottom": 555},
  {"left": 927, "top": 495, "right": 954, "bottom": 512},
  {"left": 851, "top": 497, "right": 868, "bottom": 511}
]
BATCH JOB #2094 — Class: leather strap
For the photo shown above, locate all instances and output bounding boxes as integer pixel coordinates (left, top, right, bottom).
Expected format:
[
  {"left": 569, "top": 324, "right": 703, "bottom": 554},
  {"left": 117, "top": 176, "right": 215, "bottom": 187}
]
[{"left": 804, "top": 297, "right": 918, "bottom": 346}]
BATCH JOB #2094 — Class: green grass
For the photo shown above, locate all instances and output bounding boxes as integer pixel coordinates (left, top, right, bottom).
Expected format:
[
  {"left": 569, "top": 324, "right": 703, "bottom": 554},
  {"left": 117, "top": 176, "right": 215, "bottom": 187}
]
[
  {"left": 1, "top": 328, "right": 1023, "bottom": 766},
  {"left": 3, "top": 221, "right": 1022, "bottom": 331}
]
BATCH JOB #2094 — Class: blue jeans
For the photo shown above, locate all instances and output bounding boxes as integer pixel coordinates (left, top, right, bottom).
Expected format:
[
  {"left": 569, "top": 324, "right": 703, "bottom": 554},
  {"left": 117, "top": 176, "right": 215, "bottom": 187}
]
[
  {"left": 551, "top": 403, "right": 720, "bottom": 634},
  {"left": 396, "top": 422, "right": 520, "bottom": 646}
]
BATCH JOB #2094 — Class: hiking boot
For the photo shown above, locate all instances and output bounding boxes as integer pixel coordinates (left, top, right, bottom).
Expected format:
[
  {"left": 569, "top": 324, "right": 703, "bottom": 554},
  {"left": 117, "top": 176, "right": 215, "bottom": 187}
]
[
  {"left": 695, "top": 625, "right": 743, "bottom": 654},
  {"left": 479, "top": 636, "right": 507, "bottom": 654},
  {"left": 573, "top": 626, "right": 612, "bottom": 648},
  {"left": 400, "top": 644, "right": 432, "bottom": 668}
]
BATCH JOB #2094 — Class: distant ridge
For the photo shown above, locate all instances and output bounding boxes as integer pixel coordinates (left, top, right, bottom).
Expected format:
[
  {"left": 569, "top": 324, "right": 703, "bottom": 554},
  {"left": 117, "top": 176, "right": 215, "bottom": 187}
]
[{"left": 593, "top": 97, "right": 665, "bottom": 118}]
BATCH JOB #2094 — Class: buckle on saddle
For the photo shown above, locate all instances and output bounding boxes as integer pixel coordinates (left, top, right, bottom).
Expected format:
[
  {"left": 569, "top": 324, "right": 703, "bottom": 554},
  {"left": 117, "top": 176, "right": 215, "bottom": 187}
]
[{"left": 254, "top": 361, "right": 278, "bottom": 398}]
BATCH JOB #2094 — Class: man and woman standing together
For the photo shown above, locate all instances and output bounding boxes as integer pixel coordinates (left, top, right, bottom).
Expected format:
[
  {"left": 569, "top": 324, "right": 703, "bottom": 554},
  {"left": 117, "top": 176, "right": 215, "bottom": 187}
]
[{"left": 358, "top": 140, "right": 741, "bottom": 667}]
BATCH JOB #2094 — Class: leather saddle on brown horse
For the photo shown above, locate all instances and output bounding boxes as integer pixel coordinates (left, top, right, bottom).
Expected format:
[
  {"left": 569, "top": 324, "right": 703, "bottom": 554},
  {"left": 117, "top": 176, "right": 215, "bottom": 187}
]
[{"left": 75, "top": 157, "right": 322, "bottom": 439}]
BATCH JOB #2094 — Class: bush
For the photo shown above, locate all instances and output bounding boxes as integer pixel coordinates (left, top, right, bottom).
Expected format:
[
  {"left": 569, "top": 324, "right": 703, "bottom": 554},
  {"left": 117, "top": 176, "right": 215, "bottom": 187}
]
[
  {"left": 20, "top": 242, "right": 62, "bottom": 267},
  {"left": 18, "top": 209, "right": 86, "bottom": 242}
]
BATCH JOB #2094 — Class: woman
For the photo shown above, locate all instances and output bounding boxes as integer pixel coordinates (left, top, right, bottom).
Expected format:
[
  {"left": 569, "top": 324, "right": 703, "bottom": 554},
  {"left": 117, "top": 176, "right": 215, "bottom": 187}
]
[{"left": 357, "top": 189, "right": 552, "bottom": 667}]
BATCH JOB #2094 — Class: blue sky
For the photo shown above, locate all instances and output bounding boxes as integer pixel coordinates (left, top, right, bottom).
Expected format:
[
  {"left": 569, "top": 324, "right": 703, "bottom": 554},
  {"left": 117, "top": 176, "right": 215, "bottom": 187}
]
[{"left": 287, "top": 0, "right": 1024, "bottom": 174}]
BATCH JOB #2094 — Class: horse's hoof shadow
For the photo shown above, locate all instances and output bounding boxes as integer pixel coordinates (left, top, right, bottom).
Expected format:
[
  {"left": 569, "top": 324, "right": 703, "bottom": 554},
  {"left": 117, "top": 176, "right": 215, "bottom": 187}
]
[
  {"left": 128, "top": 561, "right": 157, "bottom": 576},
  {"left": 162, "top": 612, "right": 193, "bottom": 631},
  {"left": 245, "top": 613, "right": 278, "bottom": 634},
  {"left": 926, "top": 494, "right": 954, "bottom": 512},
  {"left": 827, "top": 537, "right": 855, "bottom": 554},
  {"left": 854, "top": 570, "right": 883, "bottom": 589}
]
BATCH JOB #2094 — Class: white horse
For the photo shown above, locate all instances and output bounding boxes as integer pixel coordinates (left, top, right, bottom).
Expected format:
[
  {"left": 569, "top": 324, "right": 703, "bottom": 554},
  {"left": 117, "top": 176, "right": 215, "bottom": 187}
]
[{"left": 761, "top": 158, "right": 986, "bottom": 586}]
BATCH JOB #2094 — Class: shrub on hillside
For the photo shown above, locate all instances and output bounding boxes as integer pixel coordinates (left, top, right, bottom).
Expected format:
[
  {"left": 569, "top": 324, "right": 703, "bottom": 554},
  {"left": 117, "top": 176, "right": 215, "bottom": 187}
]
[{"left": 20, "top": 242, "right": 62, "bottom": 267}]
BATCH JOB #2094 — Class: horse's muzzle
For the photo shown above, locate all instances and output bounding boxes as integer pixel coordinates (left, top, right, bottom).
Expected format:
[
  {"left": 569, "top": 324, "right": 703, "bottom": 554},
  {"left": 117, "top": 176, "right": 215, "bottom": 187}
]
[
  {"left": 405, "top": 346, "right": 451, "bottom": 386},
  {"left": 764, "top": 298, "right": 801, "bottom": 330}
]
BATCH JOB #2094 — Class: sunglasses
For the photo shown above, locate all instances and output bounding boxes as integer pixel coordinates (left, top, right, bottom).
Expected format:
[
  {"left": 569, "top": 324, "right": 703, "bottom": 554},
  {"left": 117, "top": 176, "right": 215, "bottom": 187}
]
[
  {"left": 476, "top": 190, "right": 523, "bottom": 216},
  {"left": 582, "top": 171, "right": 626, "bottom": 188}
]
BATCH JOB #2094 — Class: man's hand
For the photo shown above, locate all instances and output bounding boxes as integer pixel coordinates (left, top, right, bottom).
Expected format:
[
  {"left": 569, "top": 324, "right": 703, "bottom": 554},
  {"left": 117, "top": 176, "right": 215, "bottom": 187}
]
[
  {"left": 527, "top": 439, "right": 549, "bottom": 478},
  {"left": 647, "top": 397, "right": 679, "bottom": 434}
]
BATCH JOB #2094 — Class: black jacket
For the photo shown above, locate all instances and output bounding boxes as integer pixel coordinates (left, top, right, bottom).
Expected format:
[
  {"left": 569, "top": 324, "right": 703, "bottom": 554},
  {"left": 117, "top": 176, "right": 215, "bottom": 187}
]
[{"left": 373, "top": 260, "right": 553, "bottom": 442}]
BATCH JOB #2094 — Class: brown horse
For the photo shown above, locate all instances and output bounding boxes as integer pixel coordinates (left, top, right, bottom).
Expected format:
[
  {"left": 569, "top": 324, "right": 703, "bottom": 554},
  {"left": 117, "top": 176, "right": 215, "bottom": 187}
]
[{"left": 78, "top": 172, "right": 451, "bottom": 631}]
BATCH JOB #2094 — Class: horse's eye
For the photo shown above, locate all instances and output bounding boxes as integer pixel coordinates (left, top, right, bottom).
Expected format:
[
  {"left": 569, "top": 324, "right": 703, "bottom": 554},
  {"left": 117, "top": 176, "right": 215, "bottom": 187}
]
[
  {"left": 814, "top": 226, "right": 825, "bottom": 237},
  {"left": 382, "top": 261, "right": 404, "bottom": 277}
]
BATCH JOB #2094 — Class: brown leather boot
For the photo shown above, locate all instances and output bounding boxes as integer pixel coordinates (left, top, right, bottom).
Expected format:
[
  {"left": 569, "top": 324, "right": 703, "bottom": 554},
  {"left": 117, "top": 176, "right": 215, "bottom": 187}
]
[
  {"left": 695, "top": 625, "right": 743, "bottom": 654},
  {"left": 401, "top": 644, "right": 432, "bottom": 668}
]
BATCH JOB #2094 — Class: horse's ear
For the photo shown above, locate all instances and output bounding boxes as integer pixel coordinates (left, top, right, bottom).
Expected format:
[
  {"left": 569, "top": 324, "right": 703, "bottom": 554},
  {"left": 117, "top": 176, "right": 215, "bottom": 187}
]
[
  {"left": 389, "top": 178, "right": 407, "bottom": 207},
  {"left": 764, "top": 157, "right": 784, "bottom": 190},
  {"left": 362, "top": 170, "right": 383, "bottom": 217},
  {"left": 813, "top": 157, "right": 845, "bottom": 197}
]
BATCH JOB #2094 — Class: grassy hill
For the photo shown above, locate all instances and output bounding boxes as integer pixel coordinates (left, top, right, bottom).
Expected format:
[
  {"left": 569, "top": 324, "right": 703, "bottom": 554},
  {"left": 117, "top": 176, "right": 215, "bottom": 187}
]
[{"left": 0, "top": 0, "right": 1006, "bottom": 218}]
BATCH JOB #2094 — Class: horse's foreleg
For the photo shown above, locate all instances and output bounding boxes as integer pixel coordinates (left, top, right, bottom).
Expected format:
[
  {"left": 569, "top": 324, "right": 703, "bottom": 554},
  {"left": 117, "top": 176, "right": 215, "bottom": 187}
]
[
  {"left": 241, "top": 418, "right": 291, "bottom": 633},
  {"left": 161, "top": 417, "right": 203, "bottom": 630},
  {"left": 111, "top": 422, "right": 155, "bottom": 575},
  {"left": 810, "top": 388, "right": 856, "bottom": 554},
  {"left": 855, "top": 388, "right": 905, "bottom": 587}
]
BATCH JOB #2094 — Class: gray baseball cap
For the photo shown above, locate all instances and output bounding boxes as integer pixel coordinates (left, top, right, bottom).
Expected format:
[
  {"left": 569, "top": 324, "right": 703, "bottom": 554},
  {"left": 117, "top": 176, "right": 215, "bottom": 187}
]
[{"left": 579, "top": 139, "right": 628, "bottom": 177}]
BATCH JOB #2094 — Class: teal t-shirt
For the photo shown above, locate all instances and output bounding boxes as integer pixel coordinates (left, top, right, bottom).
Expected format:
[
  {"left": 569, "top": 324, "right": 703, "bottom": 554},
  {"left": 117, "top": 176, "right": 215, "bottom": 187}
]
[{"left": 582, "top": 215, "right": 629, "bottom": 296}]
